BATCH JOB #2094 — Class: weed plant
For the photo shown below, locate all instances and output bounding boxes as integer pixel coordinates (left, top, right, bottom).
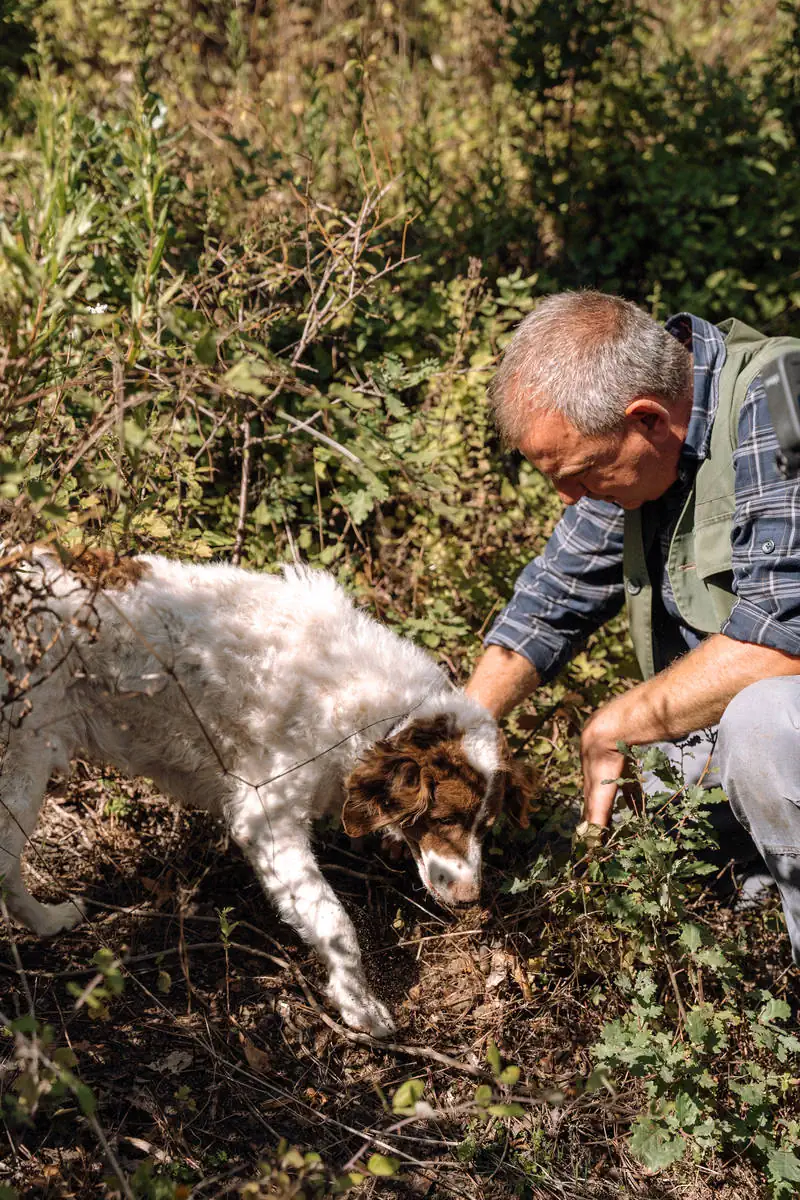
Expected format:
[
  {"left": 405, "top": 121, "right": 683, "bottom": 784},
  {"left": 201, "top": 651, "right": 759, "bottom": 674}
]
[{"left": 1, "top": 1, "right": 800, "bottom": 1196}]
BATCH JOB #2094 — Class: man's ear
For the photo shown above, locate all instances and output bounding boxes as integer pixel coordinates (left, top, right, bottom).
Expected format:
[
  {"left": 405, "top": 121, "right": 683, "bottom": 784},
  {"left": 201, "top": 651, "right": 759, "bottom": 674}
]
[
  {"left": 624, "top": 396, "right": 672, "bottom": 443},
  {"left": 342, "top": 748, "right": 434, "bottom": 838}
]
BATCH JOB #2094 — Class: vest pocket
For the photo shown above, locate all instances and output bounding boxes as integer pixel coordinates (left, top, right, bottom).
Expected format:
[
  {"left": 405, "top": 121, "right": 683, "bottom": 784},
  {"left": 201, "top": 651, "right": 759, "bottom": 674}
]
[{"left": 694, "top": 513, "right": 734, "bottom": 582}]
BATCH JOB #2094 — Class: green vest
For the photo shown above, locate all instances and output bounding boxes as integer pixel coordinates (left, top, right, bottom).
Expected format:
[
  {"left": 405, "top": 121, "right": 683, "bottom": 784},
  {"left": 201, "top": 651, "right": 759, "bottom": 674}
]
[{"left": 623, "top": 319, "right": 800, "bottom": 680}]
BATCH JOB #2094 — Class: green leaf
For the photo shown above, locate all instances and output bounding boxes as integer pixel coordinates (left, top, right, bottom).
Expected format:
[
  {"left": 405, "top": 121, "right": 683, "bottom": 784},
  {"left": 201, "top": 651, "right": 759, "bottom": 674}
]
[
  {"left": 630, "top": 1117, "right": 686, "bottom": 1171},
  {"left": 679, "top": 923, "right": 703, "bottom": 953},
  {"left": 74, "top": 1082, "right": 97, "bottom": 1116},
  {"left": 282, "top": 1148, "right": 306, "bottom": 1170},
  {"left": 10, "top": 1015, "right": 38, "bottom": 1034},
  {"left": 585, "top": 1066, "right": 612, "bottom": 1093},
  {"left": 685, "top": 1007, "right": 709, "bottom": 1045},
  {"left": 674, "top": 1091, "right": 700, "bottom": 1129},
  {"left": 222, "top": 359, "right": 271, "bottom": 396},
  {"left": 194, "top": 328, "right": 217, "bottom": 365},
  {"left": 367, "top": 1154, "right": 399, "bottom": 1177},
  {"left": 759, "top": 997, "right": 791, "bottom": 1025},
  {"left": 474, "top": 1085, "right": 492, "bottom": 1107},
  {"left": 392, "top": 1078, "right": 425, "bottom": 1112},
  {"left": 332, "top": 385, "right": 375, "bottom": 410},
  {"left": 499, "top": 1065, "right": 520, "bottom": 1086},
  {"left": 52, "top": 1047, "right": 78, "bottom": 1069},
  {"left": 486, "top": 1040, "right": 502, "bottom": 1076},
  {"left": 343, "top": 489, "right": 375, "bottom": 525},
  {"left": 768, "top": 1148, "right": 800, "bottom": 1183},
  {"left": 731, "top": 1081, "right": 767, "bottom": 1106},
  {"left": 332, "top": 1176, "right": 356, "bottom": 1194},
  {"left": 487, "top": 1102, "right": 525, "bottom": 1118},
  {"left": 705, "top": 269, "right": 728, "bottom": 289}
]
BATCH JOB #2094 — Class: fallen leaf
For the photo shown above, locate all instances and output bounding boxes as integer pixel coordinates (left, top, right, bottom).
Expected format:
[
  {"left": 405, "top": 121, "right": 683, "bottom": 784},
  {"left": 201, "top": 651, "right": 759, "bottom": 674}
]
[
  {"left": 240, "top": 1032, "right": 271, "bottom": 1073},
  {"left": 148, "top": 1050, "right": 192, "bottom": 1074}
]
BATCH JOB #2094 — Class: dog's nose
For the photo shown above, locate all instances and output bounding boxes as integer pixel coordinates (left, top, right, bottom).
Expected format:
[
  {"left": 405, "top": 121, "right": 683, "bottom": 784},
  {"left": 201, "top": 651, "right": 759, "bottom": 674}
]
[{"left": 441, "top": 878, "right": 481, "bottom": 905}]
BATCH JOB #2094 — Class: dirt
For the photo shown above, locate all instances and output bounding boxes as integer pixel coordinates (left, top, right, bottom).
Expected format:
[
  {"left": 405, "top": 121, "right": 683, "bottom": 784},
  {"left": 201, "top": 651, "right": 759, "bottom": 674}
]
[{"left": 0, "top": 769, "right": 771, "bottom": 1199}]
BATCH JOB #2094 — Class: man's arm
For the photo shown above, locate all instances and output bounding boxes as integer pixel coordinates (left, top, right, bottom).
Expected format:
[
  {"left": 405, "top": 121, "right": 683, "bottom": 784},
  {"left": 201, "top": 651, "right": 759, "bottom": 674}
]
[
  {"left": 581, "top": 633, "right": 800, "bottom": 827},
  {"left": 466, "top": 645, "right": 541, "bottom": 719},
  {"left": 471, "top": 496, "right": 626, "bottom": 716},
  {"left": 585, "top": 371, "right": 800, "bottom": 829}
]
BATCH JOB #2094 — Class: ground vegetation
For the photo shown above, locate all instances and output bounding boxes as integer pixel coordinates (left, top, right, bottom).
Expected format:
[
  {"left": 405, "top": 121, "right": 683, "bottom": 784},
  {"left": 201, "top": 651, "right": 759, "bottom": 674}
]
[{"left": 1, "top": 0, "right": 800, "bottom": 1195}]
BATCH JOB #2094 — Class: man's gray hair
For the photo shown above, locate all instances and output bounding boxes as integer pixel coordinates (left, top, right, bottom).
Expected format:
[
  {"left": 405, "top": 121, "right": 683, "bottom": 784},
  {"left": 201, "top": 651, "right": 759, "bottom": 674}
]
[{"left": 489, "top": 291, "right": 692, "bottom": 442}]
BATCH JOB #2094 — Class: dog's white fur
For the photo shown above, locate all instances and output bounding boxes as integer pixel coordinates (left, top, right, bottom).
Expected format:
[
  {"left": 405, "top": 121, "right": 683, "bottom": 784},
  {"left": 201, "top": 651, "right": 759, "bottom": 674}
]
[{"left": 0, "top": 550, "right": 503, "bottom": 1036}]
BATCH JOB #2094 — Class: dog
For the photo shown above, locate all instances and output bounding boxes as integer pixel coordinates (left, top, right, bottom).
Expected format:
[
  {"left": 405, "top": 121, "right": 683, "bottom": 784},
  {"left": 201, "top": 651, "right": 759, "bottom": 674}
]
[{"left": 0, "top": 545, "right": 528, "bottom": 1036}]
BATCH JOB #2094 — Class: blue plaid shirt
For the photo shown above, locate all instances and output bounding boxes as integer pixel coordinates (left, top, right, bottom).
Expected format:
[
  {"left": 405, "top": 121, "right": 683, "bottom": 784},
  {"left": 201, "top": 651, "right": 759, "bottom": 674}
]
[{"left": 486, "top": 313, "right": 800, "bottom": 682}]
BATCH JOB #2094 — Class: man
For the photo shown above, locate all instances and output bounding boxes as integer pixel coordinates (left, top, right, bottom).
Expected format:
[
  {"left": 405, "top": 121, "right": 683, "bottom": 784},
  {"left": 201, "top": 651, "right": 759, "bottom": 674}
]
[{"left": 465, "top": 291, "right": 800, "bottom": 956}]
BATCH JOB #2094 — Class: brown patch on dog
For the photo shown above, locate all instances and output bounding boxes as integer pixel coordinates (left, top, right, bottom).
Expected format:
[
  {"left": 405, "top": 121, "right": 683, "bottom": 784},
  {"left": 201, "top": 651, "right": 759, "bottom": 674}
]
[
  {"left": 57, "top": 544, "right": 150, "bottom": 591},
  {"left": 343, "top": 716, "right": 539, "bottom": 848},
  {"left": 343, "top": 716, "right": 496, "bottom": 841}
]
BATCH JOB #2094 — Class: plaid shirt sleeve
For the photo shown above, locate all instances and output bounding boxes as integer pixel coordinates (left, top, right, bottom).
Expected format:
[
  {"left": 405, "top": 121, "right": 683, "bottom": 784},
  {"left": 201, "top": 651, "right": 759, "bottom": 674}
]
[
  {"left": 485, "top": 497, "right": 626, "bottom": 682},
  {"left": 723, "top": 375, "right": 800, "bottom": 656}
]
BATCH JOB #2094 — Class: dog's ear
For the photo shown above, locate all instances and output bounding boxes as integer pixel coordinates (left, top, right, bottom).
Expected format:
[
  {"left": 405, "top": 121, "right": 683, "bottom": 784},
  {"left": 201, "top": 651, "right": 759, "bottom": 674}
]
[
  {"left": 503, "top": 758, "right": 538, "bottom": 829},
  {"left": 342, "top": 744, "right": 434, "bottom": 838},
  {"left": 489, "top": 734, "right": 537, "bottom": 830},
  {"left": 493, "top": 732, "right": 538, "bottom": 830}
]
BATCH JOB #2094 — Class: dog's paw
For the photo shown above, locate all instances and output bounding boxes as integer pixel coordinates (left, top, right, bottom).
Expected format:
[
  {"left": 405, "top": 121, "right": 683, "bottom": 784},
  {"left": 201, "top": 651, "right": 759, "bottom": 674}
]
[
  {"left": 35, "top": 896, "right": 87, "bottom": 937},
  {"left": 328, "top": 975, "right": 396, "bottom": 1038}
]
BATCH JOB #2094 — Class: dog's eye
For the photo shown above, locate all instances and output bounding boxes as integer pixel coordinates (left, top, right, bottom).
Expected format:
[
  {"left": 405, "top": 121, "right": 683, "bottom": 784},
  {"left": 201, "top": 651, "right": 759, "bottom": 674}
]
[{"left": 431, "top": 814, "right": 460, "bottom": 829}]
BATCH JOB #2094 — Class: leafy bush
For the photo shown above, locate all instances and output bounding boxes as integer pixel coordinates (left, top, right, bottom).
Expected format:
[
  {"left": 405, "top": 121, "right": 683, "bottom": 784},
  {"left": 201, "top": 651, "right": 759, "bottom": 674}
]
[{"left": 585, "top": 750, "right": 800, "bottom": 1192}]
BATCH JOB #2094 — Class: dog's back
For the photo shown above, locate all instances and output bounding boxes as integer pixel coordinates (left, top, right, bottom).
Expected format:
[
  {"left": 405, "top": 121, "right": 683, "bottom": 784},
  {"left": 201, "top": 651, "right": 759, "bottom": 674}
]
[{"left": 1, "top": 548, "right": 447, "bottom": 807}]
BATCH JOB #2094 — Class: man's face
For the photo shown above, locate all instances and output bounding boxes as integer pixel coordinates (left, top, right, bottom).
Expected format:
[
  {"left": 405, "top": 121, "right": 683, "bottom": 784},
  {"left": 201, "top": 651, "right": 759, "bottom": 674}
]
[{"left": 517, "top": 403, "right": 687, "bottom": 510}]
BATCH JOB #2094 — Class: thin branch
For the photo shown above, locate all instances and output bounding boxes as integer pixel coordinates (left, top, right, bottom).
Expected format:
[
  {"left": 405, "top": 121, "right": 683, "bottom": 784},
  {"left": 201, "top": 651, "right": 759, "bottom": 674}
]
[
  {"left": 276, "top": 408, "right": 362, "bottom": 464},
  {"left": 231, "top": 412, "right": 252, "bottom": 566},
  {"left": 0, "top": 1004, "right": 136, "bottom": 1200}
]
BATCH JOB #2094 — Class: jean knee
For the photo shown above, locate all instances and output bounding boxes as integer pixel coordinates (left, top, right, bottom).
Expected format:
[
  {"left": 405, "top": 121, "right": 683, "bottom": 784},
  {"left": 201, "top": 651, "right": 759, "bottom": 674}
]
[
  {"left": 719, "top": 677, "right": 799, "bottom": 756},
  {"left": 718, "top": 676, "right": 800, "bottom": 834}
]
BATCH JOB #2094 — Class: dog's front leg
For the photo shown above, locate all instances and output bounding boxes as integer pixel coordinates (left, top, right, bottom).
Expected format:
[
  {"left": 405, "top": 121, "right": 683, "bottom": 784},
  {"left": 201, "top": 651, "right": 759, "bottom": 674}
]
[{"left": 228, "top": 798, "right": 395, "bottom": 1038}]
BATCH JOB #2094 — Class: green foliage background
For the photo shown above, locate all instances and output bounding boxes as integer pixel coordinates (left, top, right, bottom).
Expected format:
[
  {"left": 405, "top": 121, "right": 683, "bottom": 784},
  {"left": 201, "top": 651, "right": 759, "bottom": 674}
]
[{"left": 1, "top": 0, "right": 800, "bottom": 1194}]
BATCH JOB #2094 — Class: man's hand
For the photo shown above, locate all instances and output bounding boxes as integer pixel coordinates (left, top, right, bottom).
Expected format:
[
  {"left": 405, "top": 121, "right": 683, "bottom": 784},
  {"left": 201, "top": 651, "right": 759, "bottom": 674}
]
[
  {"left": 580, "top": 707, "right": 628, "bottom": 827},
  {"left": 578, "top": 633, "right": 800, "bottom": 828}
]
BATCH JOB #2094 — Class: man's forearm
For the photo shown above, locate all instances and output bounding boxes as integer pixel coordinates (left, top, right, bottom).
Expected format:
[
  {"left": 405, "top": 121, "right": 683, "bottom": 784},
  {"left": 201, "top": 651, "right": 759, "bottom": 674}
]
[
  {"left": 600, "top": 634, "right": 800, "bottom": 745},
  {"left": 581, "top": 633, "right": 800, "bottom": 826},
  {"left": 465, "top": 645, "right": 541, "bottom": 719}
]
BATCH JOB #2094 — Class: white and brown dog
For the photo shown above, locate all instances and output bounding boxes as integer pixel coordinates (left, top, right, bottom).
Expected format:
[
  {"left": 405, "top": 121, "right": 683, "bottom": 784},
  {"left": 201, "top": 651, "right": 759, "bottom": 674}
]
[{"left": 0, "top": 546, "right": 528, "bottom": 1036}]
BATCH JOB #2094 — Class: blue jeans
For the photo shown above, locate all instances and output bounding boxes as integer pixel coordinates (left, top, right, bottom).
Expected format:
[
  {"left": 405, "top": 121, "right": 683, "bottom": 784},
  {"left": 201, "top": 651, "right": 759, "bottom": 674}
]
[{"left": 647, "top": 677, "right": 800, "bottom": 963}]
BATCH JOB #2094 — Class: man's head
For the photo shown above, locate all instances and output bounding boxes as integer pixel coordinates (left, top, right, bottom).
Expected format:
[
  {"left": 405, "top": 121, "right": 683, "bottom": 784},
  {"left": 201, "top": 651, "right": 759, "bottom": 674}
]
[{"left": 489, "top": 291, "right": 694, "bottom": 509}]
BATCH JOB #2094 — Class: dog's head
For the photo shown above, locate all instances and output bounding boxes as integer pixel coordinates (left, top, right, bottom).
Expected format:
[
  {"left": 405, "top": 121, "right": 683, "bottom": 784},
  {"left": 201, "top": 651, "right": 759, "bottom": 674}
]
[{"left": 342, "top": 713, "right": 533, "bottom": 907}]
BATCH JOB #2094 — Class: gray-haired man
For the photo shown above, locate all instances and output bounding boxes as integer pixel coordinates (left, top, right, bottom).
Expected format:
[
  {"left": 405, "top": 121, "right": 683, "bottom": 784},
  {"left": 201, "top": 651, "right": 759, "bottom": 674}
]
[{"left": 466, "top": 291, "right": 800, "bottom": 956}]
